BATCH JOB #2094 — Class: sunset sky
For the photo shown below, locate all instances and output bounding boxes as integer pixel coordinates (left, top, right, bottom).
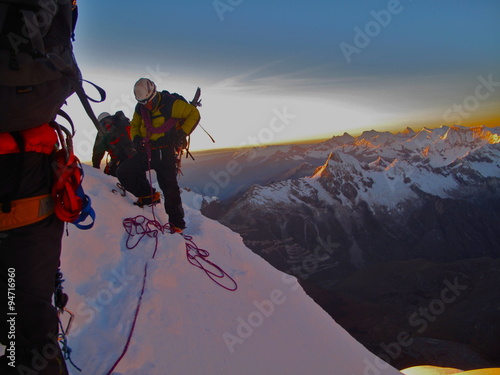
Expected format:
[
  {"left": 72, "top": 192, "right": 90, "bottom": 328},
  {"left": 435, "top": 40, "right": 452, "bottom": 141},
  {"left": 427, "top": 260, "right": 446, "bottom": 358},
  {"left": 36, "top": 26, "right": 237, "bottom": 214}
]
[{"left": 68, "top": 0, "right": 500, "bottom": 157}]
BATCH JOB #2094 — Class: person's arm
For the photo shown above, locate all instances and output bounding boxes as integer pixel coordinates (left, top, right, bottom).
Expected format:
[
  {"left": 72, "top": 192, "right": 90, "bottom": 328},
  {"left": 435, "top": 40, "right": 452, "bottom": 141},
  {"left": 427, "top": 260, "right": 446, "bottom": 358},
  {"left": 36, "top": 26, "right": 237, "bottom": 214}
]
[
  {"left": 171, "top": 100, "right": 200, "bottom": 135},
  {"left": 129, "top": 107, "right": 143, "bottom": 139},
  {"left": 92, "top": 133, "right": 106, "bottom": 168}
]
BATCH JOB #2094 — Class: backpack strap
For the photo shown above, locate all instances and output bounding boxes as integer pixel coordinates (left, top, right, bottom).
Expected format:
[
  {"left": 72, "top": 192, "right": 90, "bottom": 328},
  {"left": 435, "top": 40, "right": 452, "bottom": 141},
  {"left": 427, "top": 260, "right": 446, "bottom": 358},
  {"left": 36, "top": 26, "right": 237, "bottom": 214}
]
[
  {"left": 20, "top": 9, "right": 43, "bottom": 53},
  {"left": 135, "top": 91, "right": 177, "bottom": 119},
  {"left": 159, "top": 90, "right": 181, "bottom": 119},
  {"left": 56, "top": 109, "right": 76, "bottom": 135},
  {"left": 46, "top": 49, "right": 107, "bottom": 134},
  {"left": 73, "top": 78, "right": 107, "bottom": 134}
]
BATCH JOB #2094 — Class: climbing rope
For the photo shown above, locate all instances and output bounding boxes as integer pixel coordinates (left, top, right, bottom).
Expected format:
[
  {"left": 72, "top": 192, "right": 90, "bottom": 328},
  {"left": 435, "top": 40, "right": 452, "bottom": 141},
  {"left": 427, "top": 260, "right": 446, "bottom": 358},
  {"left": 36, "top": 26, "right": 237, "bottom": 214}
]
[
  {"left": 105, "top": 215, "right": 237, "bottom": 374},
  {"left": 104, "top": 261, "right": 149, "bottom": 375},
  {"left": 184, "top": 234, "right": 237, "bottom": 291},
  {"left": 122, "top": 215, "right": 237, "bottom": 290},
  {"left": 105, "top": 140, "right": 237, "bottom": 374}
]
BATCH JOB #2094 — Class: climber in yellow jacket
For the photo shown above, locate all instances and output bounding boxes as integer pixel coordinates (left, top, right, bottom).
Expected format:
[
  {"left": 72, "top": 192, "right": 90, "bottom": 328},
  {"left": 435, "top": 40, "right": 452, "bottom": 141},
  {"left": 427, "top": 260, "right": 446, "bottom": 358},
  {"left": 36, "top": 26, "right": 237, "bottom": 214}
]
[{"left": 117, "top": 78, "right": 200, "bottom": 233}]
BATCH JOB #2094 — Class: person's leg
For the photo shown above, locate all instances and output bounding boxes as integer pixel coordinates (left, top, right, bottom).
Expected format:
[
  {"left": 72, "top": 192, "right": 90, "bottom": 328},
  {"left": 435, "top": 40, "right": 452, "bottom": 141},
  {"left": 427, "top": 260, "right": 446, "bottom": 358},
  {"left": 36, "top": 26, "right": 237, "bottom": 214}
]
[
  {"left": 116, "top": 152, "right": 154, "bottom": 198},
  {"left": 1, "top": 216, "right": 68, "bottom": 375},
  {"left": 1, "top": 153, "right": 68, "bottom": 375},
  {"left": 153, "top": 148, "right": 185, "bottom": 229}
]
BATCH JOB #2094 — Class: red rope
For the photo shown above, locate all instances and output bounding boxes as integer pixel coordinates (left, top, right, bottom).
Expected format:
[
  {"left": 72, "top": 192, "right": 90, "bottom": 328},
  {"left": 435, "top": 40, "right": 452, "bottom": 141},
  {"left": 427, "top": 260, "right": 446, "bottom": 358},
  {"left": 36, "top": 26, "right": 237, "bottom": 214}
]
[
  {"left": 105, "top": 215, "right": 237, "bottom": 374},
  {"left": 104, "top": 123, "right": 237, "bottom": 373},
  {"left": 184, "top": 234, "right": 238, "bottom": 291},
  {"left": 104, "top": 261, "right": 149, "bottom": 375},
  {"left": 123, "top": 215, "right": 238, "bottom": 291},
  {"left": 141, "top": 104, "right": 178, "bottom": 136},
  {"left": 123, "top": 215, "right": 162, "bottom": 255}
]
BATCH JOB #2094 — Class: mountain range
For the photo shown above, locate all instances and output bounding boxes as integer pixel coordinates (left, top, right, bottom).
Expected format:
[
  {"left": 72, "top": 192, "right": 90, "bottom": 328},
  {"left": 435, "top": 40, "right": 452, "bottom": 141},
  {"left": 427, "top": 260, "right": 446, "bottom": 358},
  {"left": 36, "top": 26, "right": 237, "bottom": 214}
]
[{"left": 186, "top": 125, "right": 500, "bottom": 369}]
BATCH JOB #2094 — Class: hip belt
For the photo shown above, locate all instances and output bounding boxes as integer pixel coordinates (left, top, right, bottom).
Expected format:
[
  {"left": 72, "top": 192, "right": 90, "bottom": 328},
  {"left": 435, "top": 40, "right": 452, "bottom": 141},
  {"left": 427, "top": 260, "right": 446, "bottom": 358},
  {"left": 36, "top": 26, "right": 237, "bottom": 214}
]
[{"left": 0, "top": 194, "right": 54, "bottom": 231}]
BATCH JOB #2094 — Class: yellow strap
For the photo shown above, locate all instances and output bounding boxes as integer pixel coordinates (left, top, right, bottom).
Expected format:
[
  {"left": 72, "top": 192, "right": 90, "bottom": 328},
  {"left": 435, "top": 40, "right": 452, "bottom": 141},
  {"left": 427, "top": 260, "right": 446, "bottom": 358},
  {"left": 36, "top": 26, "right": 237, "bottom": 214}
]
[{"left": 0, "top": 194, "right": 54, "bottom": 231}]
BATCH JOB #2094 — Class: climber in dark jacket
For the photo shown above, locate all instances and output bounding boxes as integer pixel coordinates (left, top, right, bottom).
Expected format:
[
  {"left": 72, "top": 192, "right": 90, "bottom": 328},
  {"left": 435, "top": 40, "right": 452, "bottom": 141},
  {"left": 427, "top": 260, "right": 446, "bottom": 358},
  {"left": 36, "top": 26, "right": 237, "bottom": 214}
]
[
  {"left": 92, "top": 111, "right": 134, "bottom": 176},
  {"left": 0, "top": 126, "right": 69, "bottom": 375}
]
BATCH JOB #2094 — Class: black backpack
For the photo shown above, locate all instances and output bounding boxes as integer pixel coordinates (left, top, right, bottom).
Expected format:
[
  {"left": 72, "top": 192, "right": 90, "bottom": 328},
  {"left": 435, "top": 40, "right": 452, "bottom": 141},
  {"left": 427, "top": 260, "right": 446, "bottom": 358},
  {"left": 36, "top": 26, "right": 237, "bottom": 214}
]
[
  {"left": 134, "top": 91, "right": 187, "bottom": 124},
  {"left": 103, "top": 111, "right": 134, "bottom": 162},
  {"left": 0, "top": 0, "right": 104, "bottom": 132}
]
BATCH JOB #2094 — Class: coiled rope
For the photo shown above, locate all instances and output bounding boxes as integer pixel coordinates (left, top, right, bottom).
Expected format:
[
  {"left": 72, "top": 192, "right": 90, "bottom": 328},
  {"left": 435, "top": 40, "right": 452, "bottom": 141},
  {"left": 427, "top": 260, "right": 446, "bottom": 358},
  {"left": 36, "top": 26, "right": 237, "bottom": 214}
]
[{"left": 105, "top": 142, "right": 237, "bottom": 374}]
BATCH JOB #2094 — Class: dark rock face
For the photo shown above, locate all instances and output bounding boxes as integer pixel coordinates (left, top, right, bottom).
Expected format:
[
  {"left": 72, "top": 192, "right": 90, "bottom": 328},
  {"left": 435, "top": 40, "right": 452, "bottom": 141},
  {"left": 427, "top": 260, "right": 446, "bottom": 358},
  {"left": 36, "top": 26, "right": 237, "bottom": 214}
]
[
  {"left": 203, "top": 193, "right": 500, "bottom": 369},
  {"left": 200, "top": 126, "right": 500, "bottom": 369},
  {"left": 327, "top": 258, "right": 500, "bottom": 369},
  {"left": 205, "top": 190, "right": 500, "bottom": 280}
]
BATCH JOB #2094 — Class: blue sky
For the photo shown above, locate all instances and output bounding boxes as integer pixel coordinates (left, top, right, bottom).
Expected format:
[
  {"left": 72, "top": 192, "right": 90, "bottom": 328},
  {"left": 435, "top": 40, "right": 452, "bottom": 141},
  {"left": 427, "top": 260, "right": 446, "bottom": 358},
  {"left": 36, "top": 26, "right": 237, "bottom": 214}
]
[{"left": 69, "top": 0, "right": 500, "bottom": 156}]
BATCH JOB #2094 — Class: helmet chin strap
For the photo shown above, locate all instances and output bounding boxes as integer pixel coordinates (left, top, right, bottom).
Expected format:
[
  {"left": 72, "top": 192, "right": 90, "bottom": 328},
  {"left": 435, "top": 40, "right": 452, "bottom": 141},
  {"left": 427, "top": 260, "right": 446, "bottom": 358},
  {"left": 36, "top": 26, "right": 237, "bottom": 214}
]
[{"left": 144, "top": 92, "right": 160, "bottom": 111}]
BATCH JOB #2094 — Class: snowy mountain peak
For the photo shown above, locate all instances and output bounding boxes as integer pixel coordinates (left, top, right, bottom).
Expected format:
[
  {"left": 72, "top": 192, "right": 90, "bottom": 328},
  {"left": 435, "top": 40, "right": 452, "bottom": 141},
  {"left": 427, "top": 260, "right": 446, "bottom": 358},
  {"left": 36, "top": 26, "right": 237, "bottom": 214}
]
[
  {"left": 312, "top": 152, "right": 334, "bottom": 178},
  {"left": 368, "top": 156, "right": 392, "bottom": 171},
  {"left": 401, "top": 127, "right": 416, "bottom": 136},
  {"left": 325, "top": 132, "right": 355, "bottom": 146},
  {"left": 221, "top": 125, "right": 499, "bottom": 211},
  {"left": 58, "top": 166, "right": 401, "bottom": 375},
  {"left": 354, "top": 129, "right": 395, "bottom": 147},
  {"left": 443, "top": 125, "right": 500, "bottom": 145}
]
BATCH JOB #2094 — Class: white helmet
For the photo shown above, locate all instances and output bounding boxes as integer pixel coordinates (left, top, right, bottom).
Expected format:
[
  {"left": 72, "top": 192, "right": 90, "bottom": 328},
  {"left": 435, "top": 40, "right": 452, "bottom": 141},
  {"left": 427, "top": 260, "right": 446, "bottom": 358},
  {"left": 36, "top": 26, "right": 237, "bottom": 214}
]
[
  {"left": 133, "top": 78, "right": 157, "bottom": 103},
  {"left": 98, "top": 112, "right": 111, "bottom": 123}
]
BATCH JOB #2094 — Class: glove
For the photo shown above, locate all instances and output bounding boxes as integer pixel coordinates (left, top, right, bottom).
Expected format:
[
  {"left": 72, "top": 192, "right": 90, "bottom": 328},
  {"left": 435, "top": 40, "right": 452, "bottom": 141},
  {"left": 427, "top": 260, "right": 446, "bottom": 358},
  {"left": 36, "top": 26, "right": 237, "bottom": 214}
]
[
  {"left": 133, "top": 136, "right": 145, "bottom": 152},
  {"left": 174, "top": 130, "right": 187, "bottom": 149},
  {"left": 150, "top": 136, "right": 169, "bottom": 148}
]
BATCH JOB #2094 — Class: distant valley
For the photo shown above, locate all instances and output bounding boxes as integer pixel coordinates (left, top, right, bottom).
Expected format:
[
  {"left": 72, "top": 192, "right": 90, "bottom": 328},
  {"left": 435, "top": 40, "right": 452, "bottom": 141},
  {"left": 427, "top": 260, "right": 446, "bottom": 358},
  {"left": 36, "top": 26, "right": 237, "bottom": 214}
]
[{"left": 181, "top": 125, "right": 500, "bottom": 370}]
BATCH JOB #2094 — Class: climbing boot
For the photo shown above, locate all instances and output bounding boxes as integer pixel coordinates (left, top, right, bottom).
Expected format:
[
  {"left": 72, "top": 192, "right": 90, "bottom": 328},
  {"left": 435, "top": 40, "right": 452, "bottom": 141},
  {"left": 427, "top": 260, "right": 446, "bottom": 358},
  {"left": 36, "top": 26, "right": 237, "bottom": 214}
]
[{"left": 133, "top": 191, "right": 161, "bottom": 208}]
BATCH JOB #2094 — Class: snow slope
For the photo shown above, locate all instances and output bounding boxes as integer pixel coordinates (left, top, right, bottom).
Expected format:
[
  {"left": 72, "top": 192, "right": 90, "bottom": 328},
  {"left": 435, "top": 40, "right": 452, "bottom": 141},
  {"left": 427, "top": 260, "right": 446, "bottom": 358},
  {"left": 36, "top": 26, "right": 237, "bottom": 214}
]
[
  {"left": 401, "top": 366, "right": 500, "bottom": 375},
  {"left": 58, "top": 165, "right": 402, "bottom": 375}
]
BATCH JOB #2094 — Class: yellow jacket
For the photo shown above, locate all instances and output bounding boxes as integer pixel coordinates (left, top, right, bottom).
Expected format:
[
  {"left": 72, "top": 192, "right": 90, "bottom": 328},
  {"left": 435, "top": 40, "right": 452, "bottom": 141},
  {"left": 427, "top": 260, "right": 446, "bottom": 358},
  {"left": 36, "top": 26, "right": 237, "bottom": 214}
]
[{"left": 130, "top": 92, "right": 200, "bottom": 142}]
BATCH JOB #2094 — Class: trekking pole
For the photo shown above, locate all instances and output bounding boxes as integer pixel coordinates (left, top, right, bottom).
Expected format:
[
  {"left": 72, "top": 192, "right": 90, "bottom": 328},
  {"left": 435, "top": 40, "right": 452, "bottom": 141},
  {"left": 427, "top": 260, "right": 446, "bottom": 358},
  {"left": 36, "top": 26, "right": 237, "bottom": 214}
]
[
  {"left": 189, "top": 87, "right": 215, "bottom": 144},
  {"left": 199, "top": 123, "right": 215, "bottom": 143}
]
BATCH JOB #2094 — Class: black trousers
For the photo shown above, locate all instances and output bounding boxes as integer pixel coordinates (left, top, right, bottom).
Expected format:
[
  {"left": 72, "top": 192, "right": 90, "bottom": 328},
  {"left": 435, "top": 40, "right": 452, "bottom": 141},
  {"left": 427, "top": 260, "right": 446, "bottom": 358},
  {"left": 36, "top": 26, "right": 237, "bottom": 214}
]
[
  {"left": 116, "top": 147, "right": 185, "bottom": 228},
  {"left": 0, "top": 152, "right": 68, "bottom": 375}
]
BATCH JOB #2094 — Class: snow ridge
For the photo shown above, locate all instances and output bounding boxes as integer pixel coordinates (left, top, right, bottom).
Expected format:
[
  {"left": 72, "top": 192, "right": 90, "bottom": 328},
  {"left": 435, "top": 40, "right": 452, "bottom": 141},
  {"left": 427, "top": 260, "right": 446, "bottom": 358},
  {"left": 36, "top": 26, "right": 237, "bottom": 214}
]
[{"left": 59, "top": 166, "right": 401, "bottom": 375}]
